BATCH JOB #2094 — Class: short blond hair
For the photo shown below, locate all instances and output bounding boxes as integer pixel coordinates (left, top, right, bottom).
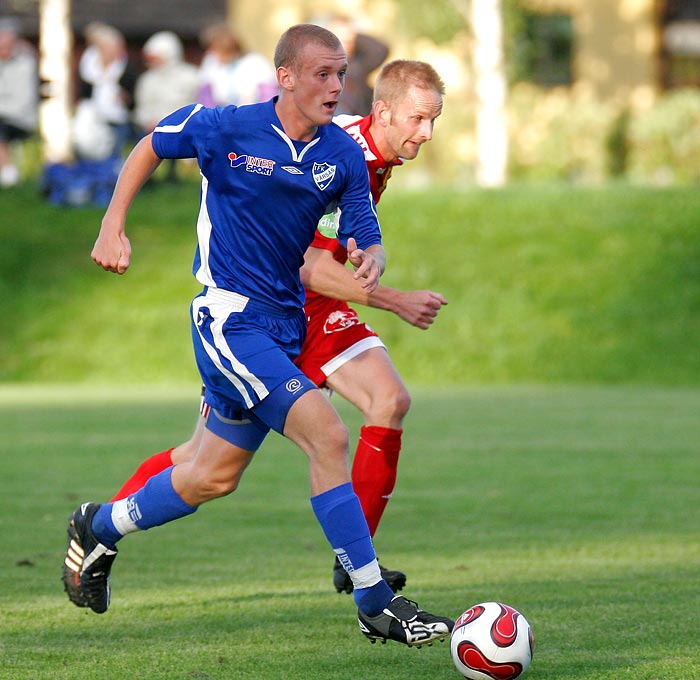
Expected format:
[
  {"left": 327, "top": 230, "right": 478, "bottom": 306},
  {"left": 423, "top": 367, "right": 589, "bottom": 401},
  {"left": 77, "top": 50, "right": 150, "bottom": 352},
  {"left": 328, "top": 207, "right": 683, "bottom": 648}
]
[
  {"left": 274, "top": 24, "right": 343, "bottom": 73},
  {"left": 373, "top": 60, "right": 445, "bottom": 105}
]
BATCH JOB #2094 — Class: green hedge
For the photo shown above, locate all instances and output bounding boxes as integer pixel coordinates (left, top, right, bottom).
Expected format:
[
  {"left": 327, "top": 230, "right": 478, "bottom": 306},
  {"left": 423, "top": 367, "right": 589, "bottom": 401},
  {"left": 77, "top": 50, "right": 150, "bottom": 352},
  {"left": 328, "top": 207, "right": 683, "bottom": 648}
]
[
  {"left": 628, "top": 89, "right": 700, "bottom": 185},
  {"left": 507, "top": 86, "right": 700, "bottom": 184},
  {"left": 2, "top": 182, "right": 699, "bottom": 385}
]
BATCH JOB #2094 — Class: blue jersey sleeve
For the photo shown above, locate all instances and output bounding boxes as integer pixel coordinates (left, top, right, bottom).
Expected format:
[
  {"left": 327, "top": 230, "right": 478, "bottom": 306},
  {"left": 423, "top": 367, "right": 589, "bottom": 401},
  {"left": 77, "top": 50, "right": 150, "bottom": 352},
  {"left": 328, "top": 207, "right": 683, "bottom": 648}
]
[
  {"left": 335, "top": 145, "right": 382, "bottom": 251},
  {"left": 151, "top": 104, "right": 227, "bottom": 160}
]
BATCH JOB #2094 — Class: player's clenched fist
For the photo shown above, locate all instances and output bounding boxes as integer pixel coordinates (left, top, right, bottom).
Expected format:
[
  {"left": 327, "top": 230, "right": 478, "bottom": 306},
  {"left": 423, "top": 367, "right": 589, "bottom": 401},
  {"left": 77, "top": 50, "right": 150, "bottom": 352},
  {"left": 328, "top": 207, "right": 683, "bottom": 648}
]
[{"left": 91, "top": 225, "right": 131, "bottom": 275}]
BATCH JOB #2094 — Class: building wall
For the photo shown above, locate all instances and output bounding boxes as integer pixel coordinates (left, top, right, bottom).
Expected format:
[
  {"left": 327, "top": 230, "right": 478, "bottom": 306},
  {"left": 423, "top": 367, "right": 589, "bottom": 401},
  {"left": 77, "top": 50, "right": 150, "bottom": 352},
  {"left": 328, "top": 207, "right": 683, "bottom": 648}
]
[
  {"left": 230, "top": 0, "right": 661, "bottom": 104},
  {"left": 227, "top": 0, "right": 464, "bottom": 184},
  {"left": 229, "top": 0, "right": 396, "bottom": 61},
  {"left": 523, "top": 0, "right": 658, "bottom": 105}
]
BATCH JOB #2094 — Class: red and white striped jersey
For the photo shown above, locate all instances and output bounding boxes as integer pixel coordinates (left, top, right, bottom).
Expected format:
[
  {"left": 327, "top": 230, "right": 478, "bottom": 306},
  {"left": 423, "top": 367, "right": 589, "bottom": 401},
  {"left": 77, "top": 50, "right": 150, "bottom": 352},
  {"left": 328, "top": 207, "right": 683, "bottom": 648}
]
[{"left": 306, "top": 113, "right": 403, "bottom": 295}]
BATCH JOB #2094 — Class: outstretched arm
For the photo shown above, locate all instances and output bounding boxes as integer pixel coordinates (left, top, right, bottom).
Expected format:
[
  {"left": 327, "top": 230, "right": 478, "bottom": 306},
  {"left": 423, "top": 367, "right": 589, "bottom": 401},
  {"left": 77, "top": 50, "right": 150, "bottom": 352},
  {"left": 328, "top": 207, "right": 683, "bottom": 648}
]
[
  {"left": 301, "top": 245, "right": 447, "bottom": 329},
  {"left": 91, "top": 134, "right": 163, "bottom": 274},
  {"left": 366, "top": 286, "right": 448, "bottom": 329}
]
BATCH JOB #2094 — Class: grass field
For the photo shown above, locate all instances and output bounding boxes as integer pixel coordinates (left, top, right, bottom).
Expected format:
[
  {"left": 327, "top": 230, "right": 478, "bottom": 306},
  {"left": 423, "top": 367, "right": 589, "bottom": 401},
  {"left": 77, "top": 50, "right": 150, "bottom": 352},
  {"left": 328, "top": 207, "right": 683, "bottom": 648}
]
[
  {"left": 3, "top": 182, "right": 700, "bottom": 385},
  {"left": 1, "top": 384, "right": 698, "bottom": 680}
]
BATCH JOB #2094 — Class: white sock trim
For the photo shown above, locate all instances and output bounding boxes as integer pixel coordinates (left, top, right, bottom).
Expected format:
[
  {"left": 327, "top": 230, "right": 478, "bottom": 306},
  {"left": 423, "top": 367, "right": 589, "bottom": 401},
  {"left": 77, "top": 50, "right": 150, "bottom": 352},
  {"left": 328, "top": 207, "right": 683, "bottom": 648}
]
[
  {"left": 111, "top": 498, "right": 141, "bottom": 535},
  {"left": 346, "top": 558, "right": 382, "bottom": 590}
]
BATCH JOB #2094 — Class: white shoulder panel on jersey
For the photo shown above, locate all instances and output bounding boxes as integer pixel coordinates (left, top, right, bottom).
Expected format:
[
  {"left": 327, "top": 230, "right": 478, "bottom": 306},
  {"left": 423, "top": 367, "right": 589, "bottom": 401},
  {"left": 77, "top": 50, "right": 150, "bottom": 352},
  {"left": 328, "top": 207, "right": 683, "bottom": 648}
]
[{"left": 154, "top": 104, "right": 204, "bottom": 134}]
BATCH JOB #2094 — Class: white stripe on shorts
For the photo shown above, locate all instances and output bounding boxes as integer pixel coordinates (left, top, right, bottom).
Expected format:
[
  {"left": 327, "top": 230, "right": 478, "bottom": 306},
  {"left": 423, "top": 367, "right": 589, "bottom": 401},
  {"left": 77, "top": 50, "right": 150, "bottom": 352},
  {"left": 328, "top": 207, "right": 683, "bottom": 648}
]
[
  {"left": 321, "top": 336, "right": 386, "bottom": 378},
  {"left": 192, "top": 290, "right": 269, "bottom": 408}
]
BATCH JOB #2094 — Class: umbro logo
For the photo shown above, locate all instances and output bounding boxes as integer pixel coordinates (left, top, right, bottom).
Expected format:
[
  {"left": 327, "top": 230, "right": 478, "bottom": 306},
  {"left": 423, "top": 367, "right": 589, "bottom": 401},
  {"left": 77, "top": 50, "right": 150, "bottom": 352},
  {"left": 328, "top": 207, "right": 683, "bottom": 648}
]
[{"left": 281, "top": 166, "right": 303, "bottom": 175}]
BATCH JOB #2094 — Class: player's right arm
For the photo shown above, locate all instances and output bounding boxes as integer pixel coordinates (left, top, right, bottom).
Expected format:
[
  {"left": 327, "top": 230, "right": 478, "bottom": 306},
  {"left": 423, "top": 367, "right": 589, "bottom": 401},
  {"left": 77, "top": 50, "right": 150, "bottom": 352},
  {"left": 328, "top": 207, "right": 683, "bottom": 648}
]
[
  {"left": 366, "top": 285, "right": 448, "bottom": 329},
  {"left": 302, "top": 245, "right": 447, "bottom": 329},
  {"left": 91, "top": 134, "right": 163, "bottom": 274}
]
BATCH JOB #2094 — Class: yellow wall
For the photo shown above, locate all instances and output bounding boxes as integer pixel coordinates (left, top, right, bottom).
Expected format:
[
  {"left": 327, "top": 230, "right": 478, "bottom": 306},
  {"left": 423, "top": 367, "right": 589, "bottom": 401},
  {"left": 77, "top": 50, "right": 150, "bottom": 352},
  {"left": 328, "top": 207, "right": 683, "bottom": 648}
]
[
  {"left": 224, "top": 0, "right": 664, "bottom": 183},
  {"left": 226, "top": 0, "right": 468, "bottom": 182},
  {"left": 229, "top": 0, "right": 662, "bottom": 108},
  {"left": 524, "top": 0, "right": 658, "bottom": 105},
  {"left": 229, "top": 0, "right": 396, "bottom": 63},
  {"left": 229, "top": 0, "right": 303, "bottom": 60}
]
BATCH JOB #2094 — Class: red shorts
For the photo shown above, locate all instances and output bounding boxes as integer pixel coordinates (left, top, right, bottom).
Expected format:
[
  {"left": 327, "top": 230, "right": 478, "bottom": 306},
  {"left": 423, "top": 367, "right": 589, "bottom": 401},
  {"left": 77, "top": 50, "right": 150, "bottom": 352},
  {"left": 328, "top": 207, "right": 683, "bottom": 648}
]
[{"left": 295, "top": 300, "right": 385, "bottom": 387}]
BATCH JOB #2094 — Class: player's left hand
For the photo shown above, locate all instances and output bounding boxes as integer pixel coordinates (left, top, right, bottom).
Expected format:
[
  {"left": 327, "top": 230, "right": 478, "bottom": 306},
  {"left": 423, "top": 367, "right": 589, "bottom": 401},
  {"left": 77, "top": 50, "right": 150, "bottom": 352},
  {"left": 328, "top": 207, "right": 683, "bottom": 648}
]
[{"left": 346, "top": 238, "right": 382, "bottom": 293}]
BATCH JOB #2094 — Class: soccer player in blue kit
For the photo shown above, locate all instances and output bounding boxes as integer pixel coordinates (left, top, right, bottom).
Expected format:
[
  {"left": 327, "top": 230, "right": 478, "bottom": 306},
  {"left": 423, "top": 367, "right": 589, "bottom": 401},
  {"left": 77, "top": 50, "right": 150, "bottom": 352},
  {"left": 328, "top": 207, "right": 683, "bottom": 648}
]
[{"left": 62, "top": 24, "right": 453, "bottom": 648}]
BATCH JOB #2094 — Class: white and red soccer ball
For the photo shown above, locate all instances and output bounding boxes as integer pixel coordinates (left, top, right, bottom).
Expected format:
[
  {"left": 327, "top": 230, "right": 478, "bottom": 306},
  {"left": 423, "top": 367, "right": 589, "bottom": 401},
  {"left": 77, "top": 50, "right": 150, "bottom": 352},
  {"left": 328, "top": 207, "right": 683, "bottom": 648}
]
[{"left": 450, "top": 601, "right": 534, "bottom": 679}]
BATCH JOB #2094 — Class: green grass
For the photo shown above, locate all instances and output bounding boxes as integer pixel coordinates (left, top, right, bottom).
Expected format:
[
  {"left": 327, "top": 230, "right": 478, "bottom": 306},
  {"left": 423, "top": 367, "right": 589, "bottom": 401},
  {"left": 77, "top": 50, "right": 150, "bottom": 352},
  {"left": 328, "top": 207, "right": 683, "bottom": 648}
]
[
  {"left": 1, "top": 384, "right": 699, "bottom": 679},
  {"left": 2, "top": 181, "right": 700, "bottom": 384}
]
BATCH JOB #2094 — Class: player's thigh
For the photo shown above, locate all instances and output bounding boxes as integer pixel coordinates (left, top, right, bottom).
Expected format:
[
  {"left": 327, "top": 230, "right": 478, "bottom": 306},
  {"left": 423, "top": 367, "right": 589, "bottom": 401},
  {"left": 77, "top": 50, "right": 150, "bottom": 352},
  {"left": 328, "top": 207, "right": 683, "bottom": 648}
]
[
  {"left": 194, "top": 426, "right": 256, "bottom": 479},
  {"left": 283, "top": 389, "right": 351, "bottom": 495},
  {"left": 325, "top": 346, "right": 408, "bottom": 416},
  {"left": 171, "top": 413, "right": 206, "bottom": 464},
  {"left": 283, "top": 389, "right": 348, "bottom": 457},
  {"left": 173, "top": 426, "right": 256, "bottom": 501}
]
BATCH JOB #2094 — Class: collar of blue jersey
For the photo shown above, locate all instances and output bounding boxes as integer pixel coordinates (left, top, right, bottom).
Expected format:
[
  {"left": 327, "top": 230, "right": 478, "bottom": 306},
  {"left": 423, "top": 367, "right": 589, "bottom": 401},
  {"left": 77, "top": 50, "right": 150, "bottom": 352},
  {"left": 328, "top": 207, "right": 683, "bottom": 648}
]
[{"left": 263, "top": 96, "right": 331, "bottom": 144}]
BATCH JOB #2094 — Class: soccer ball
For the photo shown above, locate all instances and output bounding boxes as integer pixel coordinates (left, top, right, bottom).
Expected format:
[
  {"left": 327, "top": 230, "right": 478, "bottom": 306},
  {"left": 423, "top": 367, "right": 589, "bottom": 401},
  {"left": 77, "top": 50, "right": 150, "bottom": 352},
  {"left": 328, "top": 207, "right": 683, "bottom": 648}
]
[{"left": 450, "top": 601, "right": 534, "bottom": 679}]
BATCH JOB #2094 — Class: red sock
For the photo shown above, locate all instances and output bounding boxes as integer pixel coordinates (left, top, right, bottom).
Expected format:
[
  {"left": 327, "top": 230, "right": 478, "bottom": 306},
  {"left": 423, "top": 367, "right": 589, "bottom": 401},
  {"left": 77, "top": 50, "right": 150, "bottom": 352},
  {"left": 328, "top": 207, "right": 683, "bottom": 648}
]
[
  {"left": 109, "top": 448, "right": 175, "bottom": 502},
  {"left": 351, "top": 426, "right": 402, "bottom": 537}
]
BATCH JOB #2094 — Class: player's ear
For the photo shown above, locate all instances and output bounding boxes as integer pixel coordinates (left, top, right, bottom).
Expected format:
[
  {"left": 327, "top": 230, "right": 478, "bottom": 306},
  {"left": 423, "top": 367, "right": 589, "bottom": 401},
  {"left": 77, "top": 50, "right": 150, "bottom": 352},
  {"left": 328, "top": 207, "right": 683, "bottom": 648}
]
[
  {"left": 277, "top": 65, "right": 295, "bottom": 91},
  {"left": 373, "top": 100, "right": 391, "bottom": 127}
]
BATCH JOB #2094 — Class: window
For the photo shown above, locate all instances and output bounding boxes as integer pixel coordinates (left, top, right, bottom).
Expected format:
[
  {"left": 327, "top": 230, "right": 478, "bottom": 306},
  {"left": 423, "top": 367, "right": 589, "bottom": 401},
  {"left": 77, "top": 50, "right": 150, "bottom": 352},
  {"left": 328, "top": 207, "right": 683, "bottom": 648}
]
[
  {"left": 509, "top": 12, "right": 574, "bottom": 87},
  {"left": 660, "top": 0, "right": 700, "bottom": 89}
]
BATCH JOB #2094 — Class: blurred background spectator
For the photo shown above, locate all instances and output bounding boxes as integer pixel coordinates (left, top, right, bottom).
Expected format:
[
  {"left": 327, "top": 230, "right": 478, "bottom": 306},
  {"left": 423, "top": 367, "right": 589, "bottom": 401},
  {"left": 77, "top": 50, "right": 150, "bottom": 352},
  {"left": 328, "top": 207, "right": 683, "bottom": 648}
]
[
  {"left": 0, "top": 16, "right": 38, "bottom": 187},
  {"left": 196, "top": 21, "right": 277, "bottom": 107},
  {"left": 134, "top": 30, "right": 198, "bottom": 182},
  {"left": 134, "top": 31, "right": 198, "bottom": 132},
  {"left": 313, "top": 14, "right": 388, "bottom": 115},
  {"left": 75, "top": 22, "right": 140, "bottom": 160}
]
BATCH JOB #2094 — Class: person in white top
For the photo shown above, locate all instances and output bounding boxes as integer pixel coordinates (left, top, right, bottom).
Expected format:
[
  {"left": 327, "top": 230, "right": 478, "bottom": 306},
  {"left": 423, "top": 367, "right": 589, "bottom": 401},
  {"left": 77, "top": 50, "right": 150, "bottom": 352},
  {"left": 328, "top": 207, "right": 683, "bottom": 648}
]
[
  {"left": 0, "top": 17, "right": 38, "bottom": 187},
  {"left": 134, "top": 31, "right": 198, "bottom": 134},
  {"left": 196, "top": 22, "right": 277, "bottom": 107},
  {"left": 76, "top": 23, "right": 139, "bottom": 159},
  {"left": 134, "top": 31, "right": 199, "bottom": 182}
]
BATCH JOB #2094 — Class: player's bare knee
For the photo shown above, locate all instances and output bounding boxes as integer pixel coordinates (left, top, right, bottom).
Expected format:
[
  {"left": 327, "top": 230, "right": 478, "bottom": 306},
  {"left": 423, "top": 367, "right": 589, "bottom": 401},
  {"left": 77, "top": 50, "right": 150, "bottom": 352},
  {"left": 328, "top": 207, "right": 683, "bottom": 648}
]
[
  {"left": 318, "top": 418, "right": 349, "bottom": 455},
  {"left": 367, "top": 382, "right": 411, "bottom": 423},
  {"left": 183, "top": 461, "right": 244, "bottom": 501},
  {"left": 193, "top": 475, "right": 239, "bottom": 501},
  {"left": 331, "top": 418, "right": 350, "bottom": 449},
  {"left": 393, "top": 384, "right": 412, "bottom": 419},
  {"left": 304, "top": 418, "right": 349, "bottom": 463}
]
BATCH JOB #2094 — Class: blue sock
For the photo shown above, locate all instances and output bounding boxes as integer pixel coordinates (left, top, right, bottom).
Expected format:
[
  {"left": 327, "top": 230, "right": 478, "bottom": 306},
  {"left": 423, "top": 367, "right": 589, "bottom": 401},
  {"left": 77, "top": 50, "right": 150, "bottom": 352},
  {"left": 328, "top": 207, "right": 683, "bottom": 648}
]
[
  {"left": 92, "top": 467, "right": 197, "bottom": 548},
  {"left": 354, "top": 580, "right": 395, "bottom": 617},
  {"left": 311, "top": 482, "right": 393, "bottom": 616}
]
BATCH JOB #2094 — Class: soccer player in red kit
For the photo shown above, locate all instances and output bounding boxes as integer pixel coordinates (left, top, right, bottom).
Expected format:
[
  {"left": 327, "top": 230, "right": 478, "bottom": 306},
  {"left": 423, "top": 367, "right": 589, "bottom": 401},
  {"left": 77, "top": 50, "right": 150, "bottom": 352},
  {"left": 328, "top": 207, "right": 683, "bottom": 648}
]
[{"left": 106, "top": 59, "right": 447, "bottom": 594}]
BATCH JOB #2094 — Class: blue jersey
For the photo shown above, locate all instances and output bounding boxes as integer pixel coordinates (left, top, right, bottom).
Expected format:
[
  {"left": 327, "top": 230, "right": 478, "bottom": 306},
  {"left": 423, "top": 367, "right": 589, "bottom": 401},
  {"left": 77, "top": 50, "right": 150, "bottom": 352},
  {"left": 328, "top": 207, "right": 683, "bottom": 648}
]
[{"left": 151, "top": 99, "right": 381, "bottom": 313}]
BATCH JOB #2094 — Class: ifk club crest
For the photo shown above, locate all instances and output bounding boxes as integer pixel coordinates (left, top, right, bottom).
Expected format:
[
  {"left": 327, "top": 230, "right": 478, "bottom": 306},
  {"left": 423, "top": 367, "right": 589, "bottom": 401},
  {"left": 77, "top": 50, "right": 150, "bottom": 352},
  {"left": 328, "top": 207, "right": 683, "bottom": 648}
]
[{"left": 312, "top": 162, "right": 336, "bottom": 190}]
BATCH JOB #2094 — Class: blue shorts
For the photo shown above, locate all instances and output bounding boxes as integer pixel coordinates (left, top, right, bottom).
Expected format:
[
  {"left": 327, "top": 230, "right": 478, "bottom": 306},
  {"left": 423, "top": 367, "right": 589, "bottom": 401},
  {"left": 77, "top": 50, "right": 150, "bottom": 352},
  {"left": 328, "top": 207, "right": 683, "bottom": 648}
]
[{"left": 191, "top": 287, "right": 316, "bottom": 448}]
